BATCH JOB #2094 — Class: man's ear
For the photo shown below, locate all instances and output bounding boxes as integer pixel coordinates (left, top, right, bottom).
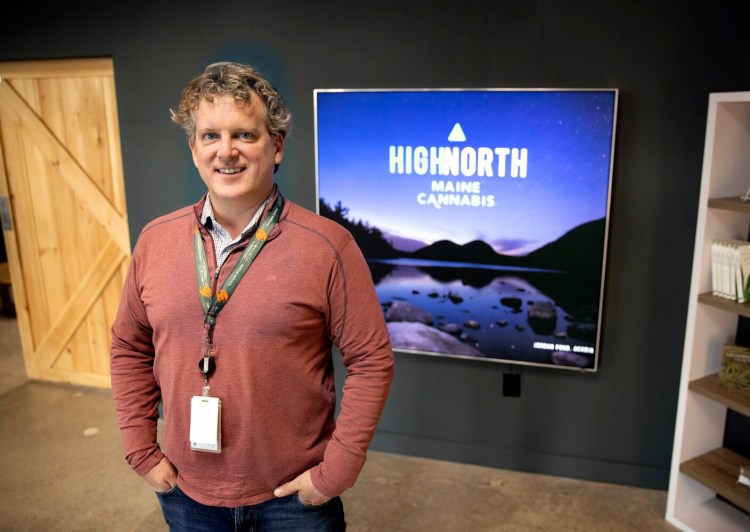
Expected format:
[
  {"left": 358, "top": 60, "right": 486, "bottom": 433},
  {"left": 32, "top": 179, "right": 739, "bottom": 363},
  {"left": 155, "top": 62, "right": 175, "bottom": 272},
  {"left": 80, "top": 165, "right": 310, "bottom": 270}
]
[
  {"left": 189, "top": 139, "right": 199, "bottom": 168},
  {"left": 274, "top": 134, "right": 284, "bottom": 158},
  {"left": 273, "top": 134, "right": 284, "bottom": 174}
]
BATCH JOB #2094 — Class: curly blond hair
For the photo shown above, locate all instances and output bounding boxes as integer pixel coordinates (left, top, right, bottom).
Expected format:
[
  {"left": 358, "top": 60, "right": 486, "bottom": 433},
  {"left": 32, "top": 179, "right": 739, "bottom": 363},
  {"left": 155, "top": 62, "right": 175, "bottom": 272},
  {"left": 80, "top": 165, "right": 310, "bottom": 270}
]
[{"left": 170, "top": 62, "right": 292, "bottom": 141}]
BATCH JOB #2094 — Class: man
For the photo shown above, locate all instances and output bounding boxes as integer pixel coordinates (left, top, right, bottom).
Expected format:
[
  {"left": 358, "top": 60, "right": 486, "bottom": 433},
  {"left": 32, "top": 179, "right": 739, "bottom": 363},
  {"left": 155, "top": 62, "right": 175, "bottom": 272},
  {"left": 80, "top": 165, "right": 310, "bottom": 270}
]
[{"left": 110, "top": 61, "right": 394, "bottom": 531}]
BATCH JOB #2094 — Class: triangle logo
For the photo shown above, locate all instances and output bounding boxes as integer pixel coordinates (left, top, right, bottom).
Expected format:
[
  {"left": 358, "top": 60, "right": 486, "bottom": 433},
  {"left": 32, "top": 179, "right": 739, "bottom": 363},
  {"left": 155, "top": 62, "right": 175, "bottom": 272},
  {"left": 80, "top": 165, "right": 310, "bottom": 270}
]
[{"left": 448, "top": 123, "right": 466, "bottom": 142}]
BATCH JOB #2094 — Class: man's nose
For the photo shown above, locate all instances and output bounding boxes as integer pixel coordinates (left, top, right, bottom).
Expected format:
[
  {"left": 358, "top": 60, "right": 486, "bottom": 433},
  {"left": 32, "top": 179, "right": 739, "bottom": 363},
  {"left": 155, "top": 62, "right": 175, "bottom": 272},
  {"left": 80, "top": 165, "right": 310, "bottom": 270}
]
[{"left": 217, "top": 137, "right": 237, "bottom": 159}]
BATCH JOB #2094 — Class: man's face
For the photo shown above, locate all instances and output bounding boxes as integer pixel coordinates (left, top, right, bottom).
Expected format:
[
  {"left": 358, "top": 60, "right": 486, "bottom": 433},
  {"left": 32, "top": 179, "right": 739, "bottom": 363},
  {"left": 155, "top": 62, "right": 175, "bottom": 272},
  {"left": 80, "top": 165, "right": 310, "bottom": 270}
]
[{"left": 189, "top": 92, "right": 283, "bottom": 210}]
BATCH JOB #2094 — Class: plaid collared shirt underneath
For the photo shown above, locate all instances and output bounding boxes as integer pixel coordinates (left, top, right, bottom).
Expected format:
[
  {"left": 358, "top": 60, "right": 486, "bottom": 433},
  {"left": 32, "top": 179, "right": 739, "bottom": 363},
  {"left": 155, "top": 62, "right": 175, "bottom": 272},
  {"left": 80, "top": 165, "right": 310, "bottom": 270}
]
[{"left": 200, "top": 194, "right": 271, "bottom": 270}]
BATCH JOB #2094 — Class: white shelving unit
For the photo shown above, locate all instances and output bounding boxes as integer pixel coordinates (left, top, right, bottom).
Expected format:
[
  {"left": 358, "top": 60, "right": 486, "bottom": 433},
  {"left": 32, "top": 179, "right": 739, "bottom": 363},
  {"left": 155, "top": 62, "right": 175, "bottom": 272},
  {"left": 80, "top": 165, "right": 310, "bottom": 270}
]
[{"left": 667, "top": 91, "right": 750, "bottom": 531}]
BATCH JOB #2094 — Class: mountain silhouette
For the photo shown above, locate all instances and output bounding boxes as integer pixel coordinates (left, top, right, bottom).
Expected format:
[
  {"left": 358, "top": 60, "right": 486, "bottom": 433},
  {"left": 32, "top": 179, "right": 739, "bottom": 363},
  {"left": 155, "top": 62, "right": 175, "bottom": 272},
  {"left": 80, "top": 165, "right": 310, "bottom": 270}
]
[
  {"left": 319, "top": 199, "right": 606, "bottom": 276},
  {"left": 412, "top": 239, "right": 523, "bottom": 267},
  {"left": 525, "top": 218, "right": 605, "bottom": 274},
  {"left": 409, "top": 218, "right": 605, "bottom": 275}
]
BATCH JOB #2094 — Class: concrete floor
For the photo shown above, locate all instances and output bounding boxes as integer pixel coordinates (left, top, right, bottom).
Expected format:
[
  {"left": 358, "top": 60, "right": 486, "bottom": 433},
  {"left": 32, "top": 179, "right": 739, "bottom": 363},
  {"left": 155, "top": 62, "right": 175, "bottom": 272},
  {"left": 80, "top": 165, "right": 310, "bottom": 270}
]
[{"left": 0, "top": 316, "right": 677, "bottom": 531}]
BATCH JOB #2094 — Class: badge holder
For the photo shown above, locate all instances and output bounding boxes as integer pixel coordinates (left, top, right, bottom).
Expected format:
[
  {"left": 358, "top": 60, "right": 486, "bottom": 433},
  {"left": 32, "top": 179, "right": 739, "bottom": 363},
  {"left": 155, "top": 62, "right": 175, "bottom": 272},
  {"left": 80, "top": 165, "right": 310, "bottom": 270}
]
[{"left": 190, "top": 355, "right": 221, "bottom": 453}]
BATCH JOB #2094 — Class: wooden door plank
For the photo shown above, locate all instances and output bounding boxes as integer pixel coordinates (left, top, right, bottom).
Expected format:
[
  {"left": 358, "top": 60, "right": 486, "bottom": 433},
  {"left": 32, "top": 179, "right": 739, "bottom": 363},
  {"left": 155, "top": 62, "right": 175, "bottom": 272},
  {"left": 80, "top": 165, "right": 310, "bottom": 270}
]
[
  {"left": 0, "top": 116, "right": 52, "bottom": 352},
  {"left": 103, "top": 76, "right": 128, "bottom": 216},
  {"left": 60, "top": 77, "right": 113, "bottom": 198},
  {"left": 9, "top": 78, "right": 42, "bottom": 115},
  {"left": 0, "top": 58, "right": 114, "bottom": 80},
  {"left": 0, "top": 128, "right": 35, "bottom": 379},
  {"left": 86, "top": 272, "right": 126, "bottom": 376},
  {"left": 25, "top": 135, "right": 72, "bottom": 317}
]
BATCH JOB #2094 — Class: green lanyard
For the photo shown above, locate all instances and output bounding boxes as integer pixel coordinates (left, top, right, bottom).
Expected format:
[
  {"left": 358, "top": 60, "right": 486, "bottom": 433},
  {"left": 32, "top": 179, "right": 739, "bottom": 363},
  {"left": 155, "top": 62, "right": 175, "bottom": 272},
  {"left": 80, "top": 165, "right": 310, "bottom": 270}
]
[{"left": 194, "top": 193, "right": 284, "bottom": 327}]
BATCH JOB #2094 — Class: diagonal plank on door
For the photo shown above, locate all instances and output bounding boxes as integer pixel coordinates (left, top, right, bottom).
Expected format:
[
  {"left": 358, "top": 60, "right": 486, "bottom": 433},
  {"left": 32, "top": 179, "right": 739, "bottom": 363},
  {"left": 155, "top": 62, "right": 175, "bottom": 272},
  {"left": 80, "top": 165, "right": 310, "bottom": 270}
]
[
  {"left": 0, "top": 81, "right": 129, "bottom": 255},
  {"left": 35, "top": 240, "right": 123, "bottom": 383}
]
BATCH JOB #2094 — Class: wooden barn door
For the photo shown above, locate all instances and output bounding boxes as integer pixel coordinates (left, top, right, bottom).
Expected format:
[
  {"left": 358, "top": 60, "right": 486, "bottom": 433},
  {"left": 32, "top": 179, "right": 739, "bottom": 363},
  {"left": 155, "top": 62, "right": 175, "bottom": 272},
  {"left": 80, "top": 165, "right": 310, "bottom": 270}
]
[{"left": 0, "top": 58, "right": 130, "bottom": 388}]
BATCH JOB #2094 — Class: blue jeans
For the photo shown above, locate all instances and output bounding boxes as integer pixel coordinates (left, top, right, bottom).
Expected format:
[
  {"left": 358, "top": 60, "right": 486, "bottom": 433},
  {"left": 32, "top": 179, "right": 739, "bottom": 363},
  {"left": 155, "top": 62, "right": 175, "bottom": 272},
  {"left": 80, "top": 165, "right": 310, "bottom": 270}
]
[{"left": 156, "top": 484, "right": 346, "bottom": 531}]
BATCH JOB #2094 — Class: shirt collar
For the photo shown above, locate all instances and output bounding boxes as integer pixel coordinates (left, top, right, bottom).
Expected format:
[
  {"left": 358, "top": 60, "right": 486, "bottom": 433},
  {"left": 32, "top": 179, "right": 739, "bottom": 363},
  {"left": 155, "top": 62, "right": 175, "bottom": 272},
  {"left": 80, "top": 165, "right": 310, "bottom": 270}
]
[
  {"left": 200, "top": 194, "right": 217, "bottom": 227},
  {"left": 200, "top": 192, "right": 273, "bottom": 238}
]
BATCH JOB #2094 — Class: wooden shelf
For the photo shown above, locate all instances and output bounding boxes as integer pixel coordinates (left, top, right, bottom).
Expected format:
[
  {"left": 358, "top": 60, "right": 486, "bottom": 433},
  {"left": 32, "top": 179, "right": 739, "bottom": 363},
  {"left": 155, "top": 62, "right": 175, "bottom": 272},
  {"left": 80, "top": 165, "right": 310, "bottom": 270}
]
[
  {"left": 689, "top": 373, "right": 750, "bottom": 418},
  {"left": 698, "top": 292, "right": 750, "bottom": 319},
  {"left": 680, "top": 447, "right": 750, "bottom": 514},
  {"left": 709, "top": 196, "right": 750, "bottom": 213}
]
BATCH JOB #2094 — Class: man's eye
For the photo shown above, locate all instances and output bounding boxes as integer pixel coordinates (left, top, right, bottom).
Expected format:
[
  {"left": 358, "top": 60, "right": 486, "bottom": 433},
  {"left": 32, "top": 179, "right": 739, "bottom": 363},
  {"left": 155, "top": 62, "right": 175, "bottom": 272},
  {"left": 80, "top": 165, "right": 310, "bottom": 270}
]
[
  {"left": 203, "top": 132, "right": 218, "bottom": 141},
  {"left": 238, "top": 132, "right": 254, "bottom": 141}
]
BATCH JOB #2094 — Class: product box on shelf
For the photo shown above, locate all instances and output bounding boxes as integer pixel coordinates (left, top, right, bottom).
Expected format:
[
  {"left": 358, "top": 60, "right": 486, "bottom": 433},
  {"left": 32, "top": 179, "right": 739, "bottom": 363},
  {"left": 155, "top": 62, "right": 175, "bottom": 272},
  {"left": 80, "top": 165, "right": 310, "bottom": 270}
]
[{"left": 720, "top": 344, "right": 750, "bottom": 389}]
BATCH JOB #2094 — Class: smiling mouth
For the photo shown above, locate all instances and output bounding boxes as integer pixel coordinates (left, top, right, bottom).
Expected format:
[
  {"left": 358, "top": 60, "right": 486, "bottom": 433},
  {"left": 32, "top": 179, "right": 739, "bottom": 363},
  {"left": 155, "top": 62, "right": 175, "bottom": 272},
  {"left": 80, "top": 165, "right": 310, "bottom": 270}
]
[{"left": 217, "top": 168, "right": 244, "bottom": 174}]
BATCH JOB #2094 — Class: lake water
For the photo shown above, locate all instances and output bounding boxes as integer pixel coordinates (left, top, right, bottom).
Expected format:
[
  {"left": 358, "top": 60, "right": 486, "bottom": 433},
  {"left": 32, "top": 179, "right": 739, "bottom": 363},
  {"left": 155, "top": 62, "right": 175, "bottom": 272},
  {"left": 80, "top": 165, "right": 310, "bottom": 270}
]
[{"left": 370, "top": 259, "right": 597, "bottom": 368}]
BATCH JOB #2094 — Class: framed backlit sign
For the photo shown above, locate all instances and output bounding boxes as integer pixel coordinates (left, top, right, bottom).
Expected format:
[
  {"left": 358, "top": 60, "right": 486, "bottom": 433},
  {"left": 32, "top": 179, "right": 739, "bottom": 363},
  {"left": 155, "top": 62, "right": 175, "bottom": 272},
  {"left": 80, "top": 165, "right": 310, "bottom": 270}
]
[{"left": 315, "top": 89, "right": 618, "bottom": 371}]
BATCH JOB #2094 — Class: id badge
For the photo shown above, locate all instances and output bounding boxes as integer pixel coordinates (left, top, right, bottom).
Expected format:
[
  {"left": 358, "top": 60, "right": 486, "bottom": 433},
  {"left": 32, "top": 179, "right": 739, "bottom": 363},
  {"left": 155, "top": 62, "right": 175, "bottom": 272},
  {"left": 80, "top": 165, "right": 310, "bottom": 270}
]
[{"left": 190, "top": 396, "right": 221, "bottom": 453}]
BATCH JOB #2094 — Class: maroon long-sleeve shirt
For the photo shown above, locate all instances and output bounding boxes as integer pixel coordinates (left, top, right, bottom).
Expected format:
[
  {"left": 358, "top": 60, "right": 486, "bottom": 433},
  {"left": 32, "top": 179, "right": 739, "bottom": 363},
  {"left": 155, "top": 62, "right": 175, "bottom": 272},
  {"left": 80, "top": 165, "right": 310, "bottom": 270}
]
[{"left": 110, "top": 190, "right": 394, "bottom": 507}]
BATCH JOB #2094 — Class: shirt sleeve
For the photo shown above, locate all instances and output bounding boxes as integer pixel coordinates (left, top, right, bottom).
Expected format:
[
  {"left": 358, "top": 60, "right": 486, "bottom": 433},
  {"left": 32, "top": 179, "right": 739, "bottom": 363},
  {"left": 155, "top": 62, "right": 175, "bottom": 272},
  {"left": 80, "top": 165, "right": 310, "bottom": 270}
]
[
  {"left": 309, "top": 235, "right": 395, "bottom": 496},
  {"left": 110, "top": 241, "right": 165, "bottom": 476}
]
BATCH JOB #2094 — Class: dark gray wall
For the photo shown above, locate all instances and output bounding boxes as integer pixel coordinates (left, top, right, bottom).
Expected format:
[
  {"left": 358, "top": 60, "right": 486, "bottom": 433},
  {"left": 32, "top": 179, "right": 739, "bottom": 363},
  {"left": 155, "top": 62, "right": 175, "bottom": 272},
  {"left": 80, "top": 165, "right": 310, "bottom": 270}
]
[{"left": 3, "top": 0, "right": 749, "bottom": 490}]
